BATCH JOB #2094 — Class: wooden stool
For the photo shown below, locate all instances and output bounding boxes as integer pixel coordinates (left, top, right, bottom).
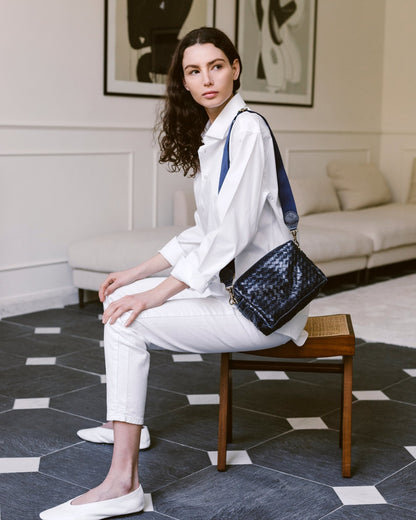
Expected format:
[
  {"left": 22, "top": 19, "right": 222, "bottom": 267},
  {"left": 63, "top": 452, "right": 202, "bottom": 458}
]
[{"left": 217, "top": 314, "right": 355, "bottom": 477}]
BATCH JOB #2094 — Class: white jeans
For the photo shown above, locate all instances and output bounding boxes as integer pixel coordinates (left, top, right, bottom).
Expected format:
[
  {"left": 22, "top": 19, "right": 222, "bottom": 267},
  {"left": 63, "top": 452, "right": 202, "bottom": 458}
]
[{"left": 104, "top": 277, "right": 308, "bottom": 425}]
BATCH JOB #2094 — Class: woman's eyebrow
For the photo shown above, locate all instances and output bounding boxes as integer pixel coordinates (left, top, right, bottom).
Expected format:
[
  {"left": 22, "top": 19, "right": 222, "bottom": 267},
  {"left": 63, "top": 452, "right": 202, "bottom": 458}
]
[{"left": 184, "top": 58, "right": 226, "bottom": 71}]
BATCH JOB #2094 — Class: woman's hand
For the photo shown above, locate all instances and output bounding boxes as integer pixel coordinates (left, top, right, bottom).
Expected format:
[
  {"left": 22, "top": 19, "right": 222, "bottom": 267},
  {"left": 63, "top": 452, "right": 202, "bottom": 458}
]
[
  {"left": 99, "top": 268, "right": 140, "bottom": 303},
  {"left": 102, "top": 289, "right": 164, "bottom": 327},
  {"left": 102, "top": 276, "right": 188, "bottom": 327}
]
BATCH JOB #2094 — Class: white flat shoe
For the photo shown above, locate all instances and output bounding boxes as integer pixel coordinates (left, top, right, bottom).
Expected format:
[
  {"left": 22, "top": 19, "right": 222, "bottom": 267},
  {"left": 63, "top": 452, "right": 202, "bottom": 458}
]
[
  {"left": 39, "top": 485, "right": 144, "bottom": 520},
  {"left": 77, "top": 425, "right": 151, "bottom": 450}
]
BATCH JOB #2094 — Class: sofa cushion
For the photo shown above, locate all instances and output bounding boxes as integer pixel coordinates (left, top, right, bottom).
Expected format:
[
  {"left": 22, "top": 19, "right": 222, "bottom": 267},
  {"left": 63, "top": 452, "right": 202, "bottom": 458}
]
[
  {"left": 291, "top": 177, "right": 340, "bottom": 216},
  {"left": 327, "top": 161, "right": 392, "bottom": 210},
  {"left": 408, "top": 158, "right": 416, "bottom": 204},
  {"left": 298, "top": 223, "right": 372, "bottom": 263},
  {"left": 68, "top": 226, "right": 187, "bottom": 273},
  {"left": 302, "top": 203, "right": 416, "bottom": 251}
]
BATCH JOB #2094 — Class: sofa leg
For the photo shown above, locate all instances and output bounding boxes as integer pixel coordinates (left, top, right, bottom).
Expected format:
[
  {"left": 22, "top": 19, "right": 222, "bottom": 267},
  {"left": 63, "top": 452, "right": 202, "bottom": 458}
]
[
  {"left": 363, "top": 269, "right": 370, "bottom": 285},
  {"left": 78, "top": 289, "right": 85, "bottom": 309}
]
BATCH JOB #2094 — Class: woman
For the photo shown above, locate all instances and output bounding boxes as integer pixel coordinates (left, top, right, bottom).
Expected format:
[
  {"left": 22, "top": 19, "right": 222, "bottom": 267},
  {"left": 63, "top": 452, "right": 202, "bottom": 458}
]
[{"left": 40, "top": 26, "right": 308, "bottom": 520}]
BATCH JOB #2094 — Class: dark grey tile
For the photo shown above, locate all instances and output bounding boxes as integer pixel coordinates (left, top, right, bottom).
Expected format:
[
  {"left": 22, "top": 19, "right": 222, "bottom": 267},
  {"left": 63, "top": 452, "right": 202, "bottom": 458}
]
[
  {"left": 323, "top": 504, "right": 416, "bottom": 520},
  {"left": 0, "top": 320, "right": 32, "bottom": 340},
  {"left": 234, "top": 379, "right": 341, "bottom": 417},
  {"left": 4, "top": 307, "right": 99, "bottom": 329},
  {"left": 57, "top": 347, "right": 106, "bottom": 375},
  {"left": 249, "top": 430, "right": 414, "bottom": 485},
  {"left": 0, "top": 472, "right": 86, "bottom": 520},
  {"left": 326, "top": 401, "right": 416, "bottom": 447},
  {"left": 0, "top": 350, "right": 25, "bottom": 370},
  {"left": 147, "top": 405, "right": 290, "bottom": 452},
  {"left": 61, "top": 320, "right": 104, "bottom": 341},
  {"left": 153, "top": 465, "right": 340, "bottom": 520},
  {"left": 0, "top": 333, "right": 98, "bottom": 357},
  {"left": 384, "top": 377, "right": 416, "bottom": 405},
  {"left": 378, "top": 463, "right": 416, "bottom": 512},
  {"left": 0, "top": 408, "right": 97, "bottom": 457},
  {"left": 0, "top": 393, "right": 13, "bottom": 412},
  {"left": 0, "top": 364, "right": 99, "bottom": 398},
  {"left": 144, "top": 386, "right": 189, "bottom": 420},
  {"left": 50, "top": 382, "right": 107, "bottom": 422},
  {"left": 149, "top": 360, "right": 255, "bottom": 395}
]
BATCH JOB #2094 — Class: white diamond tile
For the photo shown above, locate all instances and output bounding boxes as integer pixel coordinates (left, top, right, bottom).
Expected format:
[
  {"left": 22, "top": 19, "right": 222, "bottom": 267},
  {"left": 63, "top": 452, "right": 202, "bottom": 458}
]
[
  {"left": 100, "top": 375, "right": 107, "bottom": 383},
  {"left": 404, "top": 369, "right": 416, "bottom": 377},
  {"left": 405, "top": 446, "right": 416, "bottom": 459},
  {"left": 143, "top": 493, "right": 154, "bottom": 512},
  {"left": 172, "top": 354, "right": 203, "bottom": 362},
  {"left": 333, "top": 486, "right": 386, "bottom": 505},
  {"left": 13, "top": 398, "right": 50, "bottom": 410},
  {"left": 99, "top": 340, "right": 104, "bottom": 347},
  {"left": 0, "top": 457, "right": 40, "bottom": 473},
  {"left": 208, "top": 450, "right": 252, "bottom": 465},
  {"left": 187, "top": 394, "right": 219, "bottom": 405},
  {"left": 288, "top": 417, "right": 328, "bottom": 430},
  {"left": 352, "top": 390, "right": 389, "bottom": 401},
  {"left": 255, "top": 371, "right": 289, "bottom": 380},
  {"left": 34, "top": 327, "right": 61, "bottom": 334},
  {"left": 26, "top": 357, "right": 56, "bottom": 365},
  {"left": 98, "top": 314, "right": 103, "bottom": 320}
]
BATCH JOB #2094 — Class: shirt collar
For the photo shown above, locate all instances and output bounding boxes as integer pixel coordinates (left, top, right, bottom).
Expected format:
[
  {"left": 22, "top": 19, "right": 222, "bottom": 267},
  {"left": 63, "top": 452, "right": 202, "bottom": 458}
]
[{"left": 203, "top": 93, "right": 247, "bottom": 143}]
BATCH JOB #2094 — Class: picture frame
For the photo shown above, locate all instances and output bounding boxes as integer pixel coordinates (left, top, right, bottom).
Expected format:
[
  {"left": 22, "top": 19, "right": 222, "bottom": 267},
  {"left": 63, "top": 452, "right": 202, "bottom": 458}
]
[
  {"left": 236, "top": 0, "right": 317, "bottom": 106},
  {"left": 104, "top": 0, "right": 216, "bottom": 98}
]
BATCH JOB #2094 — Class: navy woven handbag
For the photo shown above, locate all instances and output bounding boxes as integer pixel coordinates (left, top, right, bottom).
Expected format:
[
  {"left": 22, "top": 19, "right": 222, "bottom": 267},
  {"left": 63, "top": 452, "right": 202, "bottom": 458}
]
[{"left": 219, "top": 109, "right": 327, "bottom": 335}]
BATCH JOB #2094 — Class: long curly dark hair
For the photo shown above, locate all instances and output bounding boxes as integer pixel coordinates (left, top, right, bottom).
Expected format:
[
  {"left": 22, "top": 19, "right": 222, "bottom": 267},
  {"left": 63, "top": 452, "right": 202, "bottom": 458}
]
[{"left": 157, "top": 27, "right": 242, "bottom": 177}]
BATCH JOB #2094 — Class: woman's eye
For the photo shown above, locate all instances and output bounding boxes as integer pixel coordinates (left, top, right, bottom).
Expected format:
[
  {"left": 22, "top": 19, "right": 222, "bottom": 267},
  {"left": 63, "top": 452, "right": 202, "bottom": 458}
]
[{"left": 213, "top": 64, "right": 222, "bottom": 70}]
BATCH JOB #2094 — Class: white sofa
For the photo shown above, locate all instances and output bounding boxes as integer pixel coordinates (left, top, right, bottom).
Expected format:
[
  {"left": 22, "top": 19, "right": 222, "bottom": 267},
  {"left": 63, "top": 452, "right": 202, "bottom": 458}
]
[{"left": 68, "top": 161, "right": 416, "bottom": 306}]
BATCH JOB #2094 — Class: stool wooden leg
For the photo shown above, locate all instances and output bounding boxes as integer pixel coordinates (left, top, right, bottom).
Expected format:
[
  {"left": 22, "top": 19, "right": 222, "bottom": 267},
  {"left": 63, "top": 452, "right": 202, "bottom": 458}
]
[
  {"left": 342, "top": 355, "right": 353, "bottom": 477},
  {"left": 78, "top": 289, "right": 85, "bottom": 309},
  {"left": 218, "top": 353, "right": 230, "bottom": 471}
]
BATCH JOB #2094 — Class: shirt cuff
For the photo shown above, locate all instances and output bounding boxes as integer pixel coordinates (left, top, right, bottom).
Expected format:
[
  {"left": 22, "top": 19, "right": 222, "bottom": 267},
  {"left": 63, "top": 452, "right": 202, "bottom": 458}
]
[
  {"left": 170, "top": 256, "right": 212, "bottom": 293},
  {"left": 159, "top": 236, "right": 184, "bottom": 266}
]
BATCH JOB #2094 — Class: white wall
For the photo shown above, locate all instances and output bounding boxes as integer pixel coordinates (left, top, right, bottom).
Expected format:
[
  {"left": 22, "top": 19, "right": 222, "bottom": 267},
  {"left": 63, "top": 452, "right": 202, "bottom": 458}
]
[
  {"left": 0, "top": 0, "right": 403, "bottom": 316},
  {"left": 379, "top": 0, "right": 416, "bottom": 202}
]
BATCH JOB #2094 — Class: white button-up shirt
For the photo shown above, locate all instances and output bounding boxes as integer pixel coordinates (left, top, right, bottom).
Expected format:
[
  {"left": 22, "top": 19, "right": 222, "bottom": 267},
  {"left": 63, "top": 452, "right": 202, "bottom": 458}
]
[{"left": 160, "top": 93, "right": 308, "bottom": 343}]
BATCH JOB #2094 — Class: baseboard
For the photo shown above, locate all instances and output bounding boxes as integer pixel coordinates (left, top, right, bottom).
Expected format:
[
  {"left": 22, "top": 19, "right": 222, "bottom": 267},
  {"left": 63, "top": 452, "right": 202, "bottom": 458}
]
[{"left": 0, "top": 286, "right": 78, "bottom": 319}]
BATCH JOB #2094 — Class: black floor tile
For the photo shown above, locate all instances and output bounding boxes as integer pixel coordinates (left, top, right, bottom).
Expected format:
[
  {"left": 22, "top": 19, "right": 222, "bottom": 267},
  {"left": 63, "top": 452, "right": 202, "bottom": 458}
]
[
  {"left": 384, "top": 377, "right": 416, "bottom": 405},
  {"left": 326, "top": 401, "right": 416, "bottom": 447},
  {"left": 153, "top": 465, "right": 340, "bottom": 520},
  {"left": 0, "top": 350, "right": 25, "bottom": 370},
  {"left": 378, "top": 463, "right": 416, "bottom": 512},
  {"left": 0, "top": 472, "right": 86, "bottom": 520},
  {"left": 3, "top": 308, "right": 99, "bottom": 329},
  {"left": 0, "top": 320, "right": 33, "bottom": 340},
  {"left": 147, "top": 405, "right": 290, "bottom": 452},
  {"left": 144, "top": 386, "right": 189, "bottom": 420},
  {"left": 50, "top": 382, "right": 107, "bottom": 422},
  {"left": 148, "top": 359, "right": 254, "bottom": 395},
  {"left": 324, "top": 504, "right": 416, "bottom": 520},
  {"left": 0, "top": 333, "right": 98, "bottom": 358},
  {"left": 0, "top": 408, "right": 97, "bottom": 457},
  {"left": 0, "top": 365, "right": 99, "bottom": 398},
  {"left": 249, "top": 430, "right": 414, "bottom": 486},
  {"left": 57, "top": 346, "right": 106, "bottom": 375},
  {"left": 234, "top": 379, "right": 342, "bottom": 417}
]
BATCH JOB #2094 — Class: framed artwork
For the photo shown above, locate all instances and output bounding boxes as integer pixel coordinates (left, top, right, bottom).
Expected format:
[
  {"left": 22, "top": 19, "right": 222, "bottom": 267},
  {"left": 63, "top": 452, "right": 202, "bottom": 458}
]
[
  {"left": 236, "top": 0, "right": 317, "bottom": 106},
  {"left": 104, "top": 0, "right": 216, "bottom": 97}
]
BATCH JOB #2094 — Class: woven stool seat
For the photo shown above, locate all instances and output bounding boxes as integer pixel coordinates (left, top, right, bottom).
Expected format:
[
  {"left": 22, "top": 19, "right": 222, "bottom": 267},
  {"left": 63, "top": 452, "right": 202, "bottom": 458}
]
[{"left": 217, "top": 314, "right": 355, "bottom": 477}]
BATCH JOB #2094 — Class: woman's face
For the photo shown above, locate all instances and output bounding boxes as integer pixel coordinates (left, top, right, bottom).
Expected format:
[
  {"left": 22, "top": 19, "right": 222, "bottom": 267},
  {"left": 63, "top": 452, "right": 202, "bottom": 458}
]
[{"left": 182, "top": 43, "right": 240, "bottom": 122}]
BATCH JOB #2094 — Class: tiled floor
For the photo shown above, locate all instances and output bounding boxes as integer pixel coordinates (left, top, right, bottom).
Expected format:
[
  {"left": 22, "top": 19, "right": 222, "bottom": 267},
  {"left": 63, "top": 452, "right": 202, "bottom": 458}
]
[{"left": 1, "top": 267, "right": 416, "bottom": 519}]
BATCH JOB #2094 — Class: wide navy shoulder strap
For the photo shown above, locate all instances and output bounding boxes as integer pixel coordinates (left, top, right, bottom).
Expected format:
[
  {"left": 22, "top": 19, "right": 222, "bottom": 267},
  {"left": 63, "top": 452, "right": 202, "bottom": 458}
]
[{"left": 218, "top": 108, "right": 299, "bottom": 232}]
